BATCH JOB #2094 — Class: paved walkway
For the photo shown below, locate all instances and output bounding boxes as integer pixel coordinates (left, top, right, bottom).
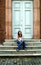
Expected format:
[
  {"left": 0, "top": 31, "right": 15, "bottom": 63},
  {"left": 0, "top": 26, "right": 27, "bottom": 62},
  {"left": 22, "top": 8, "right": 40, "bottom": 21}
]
[{"left": 0, "top": 57, "right": 41, "bottom": 65}]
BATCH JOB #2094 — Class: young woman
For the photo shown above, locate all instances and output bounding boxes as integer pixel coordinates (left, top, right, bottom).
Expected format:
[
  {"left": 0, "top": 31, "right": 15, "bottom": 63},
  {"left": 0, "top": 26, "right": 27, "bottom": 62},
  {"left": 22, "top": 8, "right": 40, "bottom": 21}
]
[{"left": 16, "top": 31, "right": 26, "bottom": 50}]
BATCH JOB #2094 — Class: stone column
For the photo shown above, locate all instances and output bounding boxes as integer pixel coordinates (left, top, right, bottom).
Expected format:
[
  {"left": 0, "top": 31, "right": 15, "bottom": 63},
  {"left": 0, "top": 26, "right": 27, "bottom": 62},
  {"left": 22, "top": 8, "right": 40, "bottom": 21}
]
[
  {"left": 5, "top": 0, "right": 12, "bottom": 39},
  {"left": 33, "top": 0, "right": 40, "bottom": 39}
]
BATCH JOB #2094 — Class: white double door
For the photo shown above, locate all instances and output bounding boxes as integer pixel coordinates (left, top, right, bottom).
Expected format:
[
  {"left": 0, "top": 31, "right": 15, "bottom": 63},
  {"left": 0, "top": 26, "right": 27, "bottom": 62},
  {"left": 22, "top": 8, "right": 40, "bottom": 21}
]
[{"left": 12, "top": 1, "right": 33, "bottom": 39}]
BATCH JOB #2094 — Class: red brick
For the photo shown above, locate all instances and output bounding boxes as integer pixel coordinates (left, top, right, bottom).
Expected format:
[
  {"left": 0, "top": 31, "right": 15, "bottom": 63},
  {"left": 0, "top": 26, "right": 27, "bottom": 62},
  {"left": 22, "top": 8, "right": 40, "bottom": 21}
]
[
  {"left": 0, "top": 0, "right": 5, "bottom": 44},
  {"left": 0, "top": 0, "right": 5, "bottom": 9}
]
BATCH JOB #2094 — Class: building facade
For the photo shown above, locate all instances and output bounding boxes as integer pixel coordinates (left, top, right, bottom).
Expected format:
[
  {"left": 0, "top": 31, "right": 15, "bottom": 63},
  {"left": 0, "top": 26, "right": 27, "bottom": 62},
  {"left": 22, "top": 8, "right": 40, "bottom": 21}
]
[{"left": 0, "top": 0, "right": 40, "bottom": 43}]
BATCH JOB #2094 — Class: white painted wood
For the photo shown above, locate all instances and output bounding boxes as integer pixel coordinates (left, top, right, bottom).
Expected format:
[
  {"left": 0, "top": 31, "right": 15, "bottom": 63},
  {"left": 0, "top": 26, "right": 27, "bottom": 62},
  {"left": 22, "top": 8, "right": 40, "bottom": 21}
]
[{"left": 12, "top": 1, "right": 33, "bottom": 39}]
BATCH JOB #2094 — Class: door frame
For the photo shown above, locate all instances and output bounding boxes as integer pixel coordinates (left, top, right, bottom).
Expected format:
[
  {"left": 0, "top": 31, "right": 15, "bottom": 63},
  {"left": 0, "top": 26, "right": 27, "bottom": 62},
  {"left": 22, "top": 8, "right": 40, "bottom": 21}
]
[{"left": 5, "top": 0, "right": 40, "bottom": 39}]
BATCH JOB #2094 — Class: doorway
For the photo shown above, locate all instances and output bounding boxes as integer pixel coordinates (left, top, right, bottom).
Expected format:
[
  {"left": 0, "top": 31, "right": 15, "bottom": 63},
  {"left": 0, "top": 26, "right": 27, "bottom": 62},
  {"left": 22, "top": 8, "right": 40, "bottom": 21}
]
[{"left": 12, "top": 0, "right": 33, "bottom": 39}]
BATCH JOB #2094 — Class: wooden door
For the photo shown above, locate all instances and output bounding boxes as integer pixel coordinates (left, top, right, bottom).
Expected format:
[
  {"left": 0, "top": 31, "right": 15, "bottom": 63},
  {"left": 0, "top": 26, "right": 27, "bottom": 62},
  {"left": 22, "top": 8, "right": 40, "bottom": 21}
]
[{"left": 12, "top": 1, "right": 33, "bottom": 39}]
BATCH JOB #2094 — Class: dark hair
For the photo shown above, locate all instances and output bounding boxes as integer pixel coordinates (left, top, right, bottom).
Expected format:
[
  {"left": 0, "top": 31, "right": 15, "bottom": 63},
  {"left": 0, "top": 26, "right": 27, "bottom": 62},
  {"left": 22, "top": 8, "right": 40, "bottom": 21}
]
[{"left": 18, "top": 31, "right": 22, "bottom": 37}]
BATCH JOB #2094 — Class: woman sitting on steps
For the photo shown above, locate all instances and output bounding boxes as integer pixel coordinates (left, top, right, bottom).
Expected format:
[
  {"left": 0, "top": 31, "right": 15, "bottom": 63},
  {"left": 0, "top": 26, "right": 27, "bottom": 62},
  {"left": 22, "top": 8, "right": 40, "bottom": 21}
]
[{"left": 16, "top": 31, "right": 26, "bottom": 51}]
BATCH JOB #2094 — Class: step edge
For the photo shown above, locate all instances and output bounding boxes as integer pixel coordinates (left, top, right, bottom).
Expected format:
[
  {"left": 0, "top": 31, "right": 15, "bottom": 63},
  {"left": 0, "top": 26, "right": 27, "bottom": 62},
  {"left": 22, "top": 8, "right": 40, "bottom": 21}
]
[
  {"left": 0, "top": 54, "right": 41, "bottom": 56},
  {"left": 0, "top": 46, "right": 41, "bottom": 47},
  {"left": 0, "top": 49, "right": 41, "bottom": 51}
]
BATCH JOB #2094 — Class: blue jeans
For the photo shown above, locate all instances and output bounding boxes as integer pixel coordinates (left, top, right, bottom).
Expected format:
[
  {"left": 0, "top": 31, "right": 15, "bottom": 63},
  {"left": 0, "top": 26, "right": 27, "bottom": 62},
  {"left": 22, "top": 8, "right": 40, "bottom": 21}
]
[{"left": 16, "top": 40, "right": 26, "bottom": 50}]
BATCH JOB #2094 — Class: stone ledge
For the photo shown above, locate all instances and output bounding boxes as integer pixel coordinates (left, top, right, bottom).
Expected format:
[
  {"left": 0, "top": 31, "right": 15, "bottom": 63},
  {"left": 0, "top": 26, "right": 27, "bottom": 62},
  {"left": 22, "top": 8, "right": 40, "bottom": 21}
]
[{"left": 0, "top": 54, "right": 41, "bottom": 57}]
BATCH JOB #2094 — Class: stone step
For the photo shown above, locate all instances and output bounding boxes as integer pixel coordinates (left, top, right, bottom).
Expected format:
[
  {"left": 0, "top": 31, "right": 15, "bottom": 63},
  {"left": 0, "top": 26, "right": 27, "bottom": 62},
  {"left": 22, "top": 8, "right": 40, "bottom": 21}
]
[
  {"left": 5, "top": 39, "right": 40, "bottom": 42},
  {"left": 0, "top": 49, "right": 41, "bottom": 51},
  {"left": 0, "top": 54, "right": 41, "bottom": 56},
  {"left": 0, "top": 50, "right": 41, "bottom": 55},
  {"left": 0, "top": 48, "right": 41, "bottom": 50},
  {"left": 0, "top": 46, "right": 41, "bottom": 50},
  {"left": 0, "top": 53, "right": 41, "bottom": 57},
  {"left": 3, "top": 42, "right": 41, "bottom": 46},
  {"left": 4, "top": 42, "right": 41, "bottom": 44},
  {"left": 1, "top": 40, "right": 41, "bottom": 56},
  {"left": 0, "top": 46, "right": 41, "bottom": 48}
]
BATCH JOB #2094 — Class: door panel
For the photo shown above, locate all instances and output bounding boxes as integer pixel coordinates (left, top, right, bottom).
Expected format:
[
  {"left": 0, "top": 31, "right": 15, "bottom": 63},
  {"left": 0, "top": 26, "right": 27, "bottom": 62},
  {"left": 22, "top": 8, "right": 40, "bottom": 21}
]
[
  {"left": 14, "top": 11, "right": 20, "bottom": 25},
  {"left": 12, "top": 1, "right": 22, "bottom": 38},
  {"left": 23, "top": 1, "right": 33, "bottom": 38},
  {"left": 25, "top": 11, "right": 31, "bottom": 25},
  {"left": 12, "top": 1, "right": 33, "bottom": 39}
]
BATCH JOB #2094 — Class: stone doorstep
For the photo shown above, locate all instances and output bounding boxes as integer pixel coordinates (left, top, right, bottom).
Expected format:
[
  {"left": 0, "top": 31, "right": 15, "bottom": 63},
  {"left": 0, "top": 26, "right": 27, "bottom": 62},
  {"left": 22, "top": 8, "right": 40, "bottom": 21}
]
[
  {"left": 0, "top": 46, "right": 41, "bottom": 47},
  {"left": 0, "top": 39, "right": 41, "bottom": 56},
  {"left": 0, "top": 54, "right": 41, "bottom": 56},
  {"left": 5, "top": 39, "right": 40, "bottom": 42},
  {"left": 0, "top": 49, "right": 41, "bottom": 51},
  {"left": 3, "top": 42, "right": 41, "bottom": 46}
]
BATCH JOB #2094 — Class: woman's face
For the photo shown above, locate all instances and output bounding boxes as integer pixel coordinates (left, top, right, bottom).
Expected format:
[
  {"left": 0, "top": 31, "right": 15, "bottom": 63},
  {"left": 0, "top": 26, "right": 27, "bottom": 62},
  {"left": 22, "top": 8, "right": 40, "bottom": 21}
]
[{"left": 18, "top": 32, "right": 22, "bottom": 37}]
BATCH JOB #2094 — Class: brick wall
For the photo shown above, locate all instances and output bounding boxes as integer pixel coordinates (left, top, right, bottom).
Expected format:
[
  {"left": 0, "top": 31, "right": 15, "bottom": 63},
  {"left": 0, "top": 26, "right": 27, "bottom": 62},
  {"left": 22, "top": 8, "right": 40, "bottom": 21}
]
[
  {"left": 0, "top": 0, "right": 5, "bottom": 44},
  {"left": 40, "top": 0, "right": 41, "bottom": 38}
]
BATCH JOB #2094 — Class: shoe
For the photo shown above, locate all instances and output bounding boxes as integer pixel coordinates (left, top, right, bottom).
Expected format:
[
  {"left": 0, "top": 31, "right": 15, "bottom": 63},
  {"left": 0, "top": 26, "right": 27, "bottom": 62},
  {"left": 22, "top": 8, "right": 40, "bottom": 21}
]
[
  {"left": 23, "top": 48, "right": 26, "bottom": 50},
  {"left": 16, "top": 49, "right": 19, "bottom": 52}
]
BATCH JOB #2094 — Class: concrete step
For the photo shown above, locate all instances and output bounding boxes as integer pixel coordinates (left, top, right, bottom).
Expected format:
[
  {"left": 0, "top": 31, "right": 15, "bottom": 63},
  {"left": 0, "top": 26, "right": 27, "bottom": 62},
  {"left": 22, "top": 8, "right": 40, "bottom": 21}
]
[
  {"left": 0, "top": 50, "right": 41, "bottom": 55},
  {"left": 0, "top": 49, "right": 41, "bottom": 51},
  {"left": 0, "top": 40, "right": 41, "bottom": 56},
  {"left": 5, "top": 39, "right": 40, "bottom": 42},
  {"left": 1, "top": 46, "right": 41, "bottom": 47},
  {"left": 0, "top": 54, "right": 41, "bottom": 56},
  {"left": 0, "top": 45, "right": 41, "bottom": 50},
  {"left": 3, "top": 42, "right": 41, "bottom": 46}
]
